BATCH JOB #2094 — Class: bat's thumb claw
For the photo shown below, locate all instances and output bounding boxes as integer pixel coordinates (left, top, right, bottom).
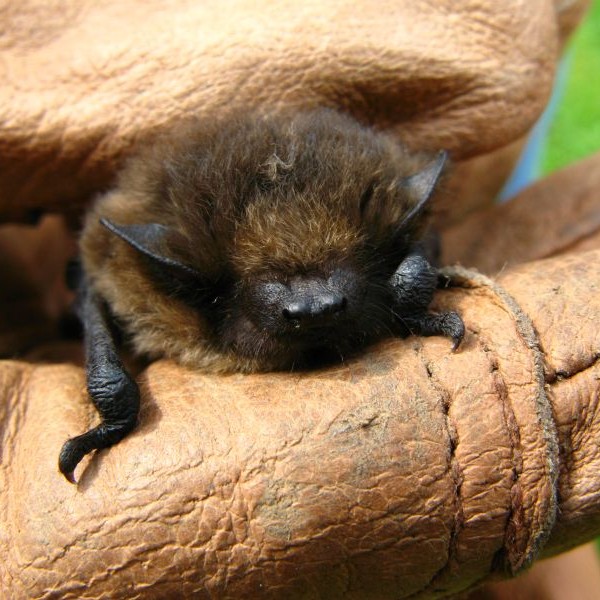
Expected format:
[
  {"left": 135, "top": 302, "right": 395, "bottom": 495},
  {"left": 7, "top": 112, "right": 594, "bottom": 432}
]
[
  {"left": 443, "top": 311, "right": 465, "bottom": 352},
  {"left": 452, "top": 335, "right": 463, "bottom": 352},
  {"left": 63, "top": 470, "right": 77, "bottom": 484},
  {"left": 58, "top": 437, "right": 85, "bottom": 484}
]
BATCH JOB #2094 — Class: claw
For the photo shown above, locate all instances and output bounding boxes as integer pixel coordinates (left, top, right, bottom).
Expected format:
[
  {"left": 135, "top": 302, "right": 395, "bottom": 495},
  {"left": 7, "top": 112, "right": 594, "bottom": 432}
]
[
  {"left": 58, "top": 438, "right": 83, "bottom": 484},
  {"left": 63, "top": 470, "right": 77, "bottom": 485},
  {"left": 451, "top": 329, "right": 464, "bottom": 352},
  {"left": 444, "top": 311, "right": 465, "bottom": 351},
  {"left": 401, "top": 310, "right": 465, "bottom": 350}
]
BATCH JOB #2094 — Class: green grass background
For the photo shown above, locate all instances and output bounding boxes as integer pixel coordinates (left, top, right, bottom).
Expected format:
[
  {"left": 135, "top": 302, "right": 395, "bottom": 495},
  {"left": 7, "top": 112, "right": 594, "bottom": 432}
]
[
  {"left": 542, "top": 0, "right": 600, "bottom": 173},
  {"left": 540, "top": 0, "right": 600, "bottom": 556}
]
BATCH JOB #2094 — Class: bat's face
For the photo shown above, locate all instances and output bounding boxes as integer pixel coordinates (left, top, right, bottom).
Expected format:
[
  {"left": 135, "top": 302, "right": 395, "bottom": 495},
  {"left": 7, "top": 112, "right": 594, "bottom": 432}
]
[
  {"left": 102, "top": 162, "right": 443, "bottom": 368},
  {"left": 98, "top": 110, "right": 446, "bottom": 369},
  {"left": 221, "top": 256, "right": 389, "bottom": 367}
]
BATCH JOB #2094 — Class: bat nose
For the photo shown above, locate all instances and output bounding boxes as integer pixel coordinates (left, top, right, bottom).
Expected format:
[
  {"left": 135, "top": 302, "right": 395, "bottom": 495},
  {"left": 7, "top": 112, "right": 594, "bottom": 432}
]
[{"left": 282, "top": 293, "right": 347, "bottom": 323}]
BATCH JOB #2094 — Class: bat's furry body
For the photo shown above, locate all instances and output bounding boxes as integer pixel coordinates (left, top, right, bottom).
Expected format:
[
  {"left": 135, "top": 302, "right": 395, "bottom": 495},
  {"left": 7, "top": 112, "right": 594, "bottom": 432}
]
[{"left": 60, "top": 109, "right": 464, "bottom": 480}]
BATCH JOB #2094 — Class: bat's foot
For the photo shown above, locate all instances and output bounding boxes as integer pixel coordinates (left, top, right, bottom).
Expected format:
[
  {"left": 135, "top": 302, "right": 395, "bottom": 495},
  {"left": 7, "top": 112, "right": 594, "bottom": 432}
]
[
  {"left": 58, "top": 420, "right": 137, "bottom": 483},
  {"left": 404, "top": 311, "right": 465, "bottom": 350}
]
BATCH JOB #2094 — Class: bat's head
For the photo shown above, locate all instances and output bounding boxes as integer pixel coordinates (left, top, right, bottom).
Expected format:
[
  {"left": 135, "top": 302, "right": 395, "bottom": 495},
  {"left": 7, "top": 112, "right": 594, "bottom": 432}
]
[{"left": 101, "top": 111, "right": 446, "bottom": 369}]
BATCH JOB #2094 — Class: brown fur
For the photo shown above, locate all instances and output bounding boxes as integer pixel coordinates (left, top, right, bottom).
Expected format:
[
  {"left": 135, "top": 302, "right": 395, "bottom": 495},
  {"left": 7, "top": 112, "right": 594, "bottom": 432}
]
[{"left": 81, "top": 109, "right": 437, "bottom": 372}]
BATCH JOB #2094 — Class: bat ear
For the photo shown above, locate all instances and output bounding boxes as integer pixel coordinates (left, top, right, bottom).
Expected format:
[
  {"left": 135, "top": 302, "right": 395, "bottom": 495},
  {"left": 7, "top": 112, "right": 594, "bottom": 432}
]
[
  {"left": 100, "top": 218, "right": 200, "bottom": 277},
  {"left": 397, "top": 150, "right": 447, "bottom": 229}
]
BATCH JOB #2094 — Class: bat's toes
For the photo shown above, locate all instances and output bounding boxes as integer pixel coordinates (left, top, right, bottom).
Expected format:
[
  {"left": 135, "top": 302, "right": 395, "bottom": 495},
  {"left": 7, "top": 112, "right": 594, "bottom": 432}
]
[{"left": 402, "top": 310, "right": 465, "bottom": 350}]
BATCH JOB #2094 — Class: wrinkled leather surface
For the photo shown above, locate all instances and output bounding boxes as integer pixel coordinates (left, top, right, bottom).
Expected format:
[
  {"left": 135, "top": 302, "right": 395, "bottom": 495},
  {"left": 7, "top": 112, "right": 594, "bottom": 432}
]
[
  {"left": 0, "top": 0, "right": 588, "bottom": 222},
  {"left": 0, "top": 1, "right": 598, "bottom": 598},
  {"left": 443, "top": 152, "right": 600, "bottom": 273}
]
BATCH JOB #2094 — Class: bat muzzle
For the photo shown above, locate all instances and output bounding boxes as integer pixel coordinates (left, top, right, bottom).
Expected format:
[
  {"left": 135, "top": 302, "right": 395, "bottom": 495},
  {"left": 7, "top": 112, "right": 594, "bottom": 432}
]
[
  {"left": 282, "top": 290, "right": 347, "bottom": 328},
  {"left": 246, "top": 267, "right": 363, "bottom": 337}
]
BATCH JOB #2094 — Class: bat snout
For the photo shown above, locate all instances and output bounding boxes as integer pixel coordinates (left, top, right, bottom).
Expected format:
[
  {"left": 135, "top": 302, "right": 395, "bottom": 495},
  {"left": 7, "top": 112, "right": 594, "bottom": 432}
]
[
  {"left": 278, "top": 270, "right": 358, "bottom": 334},
  {"left": 233, "top": 266, "right": 377, "bottom": 362},
  {"left": 247, "top": 268, "right": 361, "bottom": 337},
  {"left": 282, "top": 291, "right": 348, "bottom": 326}
]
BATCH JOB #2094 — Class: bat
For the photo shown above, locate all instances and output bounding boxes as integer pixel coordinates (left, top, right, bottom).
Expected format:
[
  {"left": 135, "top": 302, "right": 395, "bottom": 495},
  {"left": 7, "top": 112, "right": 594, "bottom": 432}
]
[{"left": 58, "top": 108, "right": 464, "bottom": 482}]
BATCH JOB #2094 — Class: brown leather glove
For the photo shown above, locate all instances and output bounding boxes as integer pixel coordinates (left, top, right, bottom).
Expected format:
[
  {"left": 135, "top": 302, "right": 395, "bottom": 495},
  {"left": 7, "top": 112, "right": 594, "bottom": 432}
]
[
  {"left": 0, "top": 1, "right": 598, "bottom": 598},
  {"left": 0, "top": 0, "right": 588, "bottom": 223}
]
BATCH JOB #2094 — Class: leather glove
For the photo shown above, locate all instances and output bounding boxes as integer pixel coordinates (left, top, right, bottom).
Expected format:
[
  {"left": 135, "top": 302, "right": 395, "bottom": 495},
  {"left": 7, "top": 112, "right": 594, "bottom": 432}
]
[
  {"left": 0, "top": 1, "right": 597, "bottom": 598},
  {"left": 2, "top": 154, "right": 599, "bottom": 598},
  {"left": 0, "top": 0, "right": 588, "bottom": 223}
]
